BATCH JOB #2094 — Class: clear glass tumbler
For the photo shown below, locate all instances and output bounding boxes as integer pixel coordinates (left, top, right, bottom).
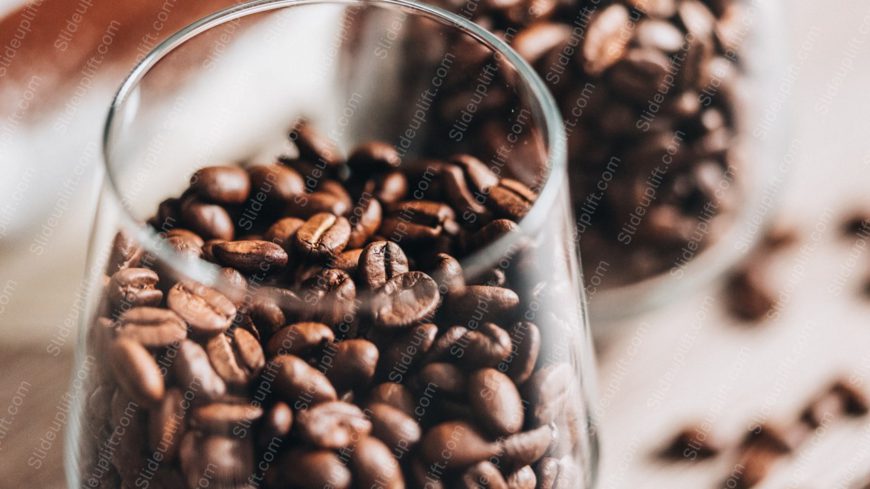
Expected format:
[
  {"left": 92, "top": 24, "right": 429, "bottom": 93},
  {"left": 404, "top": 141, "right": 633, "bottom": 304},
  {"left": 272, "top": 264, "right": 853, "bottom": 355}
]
[{"left": 65, "top": 1, "right": 599, "bottom": 488}]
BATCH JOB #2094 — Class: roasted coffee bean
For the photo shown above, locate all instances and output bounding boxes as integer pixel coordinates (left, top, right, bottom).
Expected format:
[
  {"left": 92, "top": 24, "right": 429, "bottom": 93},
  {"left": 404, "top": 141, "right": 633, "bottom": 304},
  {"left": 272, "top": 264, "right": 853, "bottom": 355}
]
[
  {"left": 447, "top": 286, "right": 520, "bottom": 324},
  {"left": 368, "top": 382, "right": 417, "bottom": 417},
  {"left": 110, "top": 338, "right": 165, "bottom": 407},
  {"left": 273, "top": 449, "right": 351, "bottom": 489},
  {"left": 179, "top": 198, "right": 234, "bottom": 241},
  {"left": 348, "top": 195, "right": 382, "bottom": 248},
  {"left": 360, "top": 241, "right": 410, "bottom": 289},
  {"left": 116, "top": 307, "right": 187, "bottom": 348},
  {"left": 259, "top": 401, "right": 293, "bottom": 445},
  {"left": 190, "top": 165, "right": 251, "bottom": 204},
  {"left": 724, "top": 265, "right": 776, "bottom": 322},
  {"left": 296, "top": 212, "right": 351, "bottom": 259},
  {"left": 296, "top": 401, "right": 372, "bottom": 448},
  {"left": 379, "top": 322, "right": 438, "bottom": 376},
  {"left": 582, "top": 4, "right": 632, "bottom": 75},
  {"left": 108, "top": 232, "right": 143, "bottom": 273},
  {"left": 163, "top": 231, "right": 204, "bottom": 260},
  {"left": 469, "top": 368, "right": 523, "bottom": 435},
  {"left": 500, "top": 321, "right": 541, "bottom": 384},
  {"left": 506, "top": 466, "right": 537, "bottom": 489},
  {"left": 524, "top": 363, "right": 572, "bottom": 426},
  {"left": 660, "top": 424, "right": 721, "bottom": 460},
  {"left": 368, "top": 402, "right": 422, "bottom": 450},
  {"left": 267, "top": 322, "right": 334, "bottom": 356},
  {"left": 108, "top": 268, "right": 162, "bottom": 311},
  {"left": 465, "top": 219, "right": 520, "bottom": 253},
  {"left": 327, "top": 339, "right": 380, "bottom": 392},
  {"left": 741, "top": 423, "right": 808, "bottom": 454},
  {"left": 348, "top": 141, "right": 402, "bottom": 172},
  {"left": 514, "top": 23, "right": 570, "bottom": 65},
  {"left": 419, "top": 363, "right": 467, "bottom": 397},
  {"left": 191, "top": 402, "right": 263, "bottom": 436},
  {"left": 636, "top": 19, "right": 686, "bottom": 53},
  {"left": 421, "top": 421, "right": 502, "bottom": 470},
  {"left": 264, "top": 216, "right": 305, "bottom": 250},
  {"left": 380, "top": 201, "right": 459, "bottom": 244},
  {"left": 461, "top": 460, "right": 508, "bottom": 489},
  {"left": 334, "top": 248, "right": 363, "bottom": 274},
  {"left": 247, "top": 163, "right": 305, "bottom": 206},
  {"left": 487, "top": 179, "right": 536, "bottom": 221},
  {"left": 290, "top": 121, "right": 344, "bottom": 168},
  {"left": 442, "top": 163, "right": 491, "bottom": 224},
  {"left": 499, "top": 424, "right": 552, "bottom": 468},
  {"left": 213, "top": 239, "right": 288, "bottom": 273},
  {"left": 353, "top": 438, "right": 406, "bottom": 488},
  {"left": 430, "top": 252, "right": 465, "bottom": 295},
  {"left": 424, "top": 325, "right": 469, "bottom": 363},
  {"left": 300, "top": 268, "right": 357, "bottom": 325},
  {"left": 270, "top": 354, "right": 337, "bottom": 408},
  {"left": 289, "top": 190, "right": 351, "bottom": 218},
  {"left": 459, "top": 323, "right": 513, "bottom": 368},
  {"left": 180, "top": 433, "right": 254, "bottom": 489},
  {"left": 451, "top": 155, "right": 499, "bottom": 194},
  {"left": 168, "top": 281, "right": 237, "bottom": 336},
  {"left": 371, "top": 170, "right": 409, "bottom": 205},
  {"left": 173, "top": 340, "right": 227, "bottom": 401},
  {"left": 371, "top": 271, "right": 440, "bottom": 328},
  {"left": 206, "top": 329, "right": 265, "bottom": 387}
]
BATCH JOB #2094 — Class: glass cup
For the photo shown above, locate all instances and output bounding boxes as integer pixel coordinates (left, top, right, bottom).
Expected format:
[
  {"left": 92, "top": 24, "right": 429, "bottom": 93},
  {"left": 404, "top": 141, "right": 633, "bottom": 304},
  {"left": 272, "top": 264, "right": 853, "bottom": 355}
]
[
  {"left": 65, "top": 1, "right": 599, "bottom": 488},
  {"left": 422, "top": 0, "right": 788, "bottom": 320}
]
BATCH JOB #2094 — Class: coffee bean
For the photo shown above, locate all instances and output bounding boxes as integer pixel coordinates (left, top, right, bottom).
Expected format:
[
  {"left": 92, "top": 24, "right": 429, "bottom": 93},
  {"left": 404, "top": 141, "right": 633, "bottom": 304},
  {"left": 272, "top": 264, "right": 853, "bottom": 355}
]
[
  {"left": 110, "top": 338, "right": 165, "bottom": 407},
  {"left": 608, "top": 48, "right": 672, "bottom": 102},
  {"left": 447, "top": 285, "right": 520, "bottom": 324},
  {"left": 179, "top": 198, "right": 234, "bottom": 241},
  {"left": 351, "top": 437, "right": 405, "bottom": 489},
  {"left": 506, "top": 466, "right": 537, "bottom": 489},
  {"left": 661, "top": 424, "right": 721, "bottom": 460},
  {"left": 368, "top": 402, "right": 422, "bottom": 451},
  {"left": 348, "top": 141, "right": 402, "bottom": 172},
  {"left": 469, "top": 368, "right": 523, "bottom": 436},
  {"left": 247, "top": 163, "right": 305, "bottom": 206},
  {"left": 460, "top": 323, "right": 513, "bottom": 368},
  {"left": 168, "top": 281, "right": 237, "bottom": 336},
  {"left": 191, "top": 402, "right": 263, "bottom": 436},
  {"left": 487, "top": 179, "right": 536, "bottom": 221},
  {"left": 267, "top": 322, "right": 334, "bottom": 357},
  {"left": 514, "top": 23, "right": 570, "bottom": 65},
  {"left": 273, "top": 449, "right": 351, "bottom": 489},
  {"left": 381, "top": 201, "right": 459, "bottom": 245},
  {"left": 190, "top": 166, "right": 251, "bottom": 204},
  {"left": 290, "top": 121, "right": 344, "bottom": 168},
  {"left": 360, "top": 241, "right": 410, "bottom": 289},
  {"left": 108, "top": 268, "right": 162, "bottom": 311},
  {"left": 173, "top": 339, "right": 227, "bottom": 401},
  {"left": 582, "top": 4, "right": 632, "bottom": 75},
  {"left": 213, "top": 239, "right": 288, "bottom": 274},
  {"left": 368, "top": 383, "right": 417, "bottom": 417},
  {"left": 327, "top": 339, "right": 380, "bottom": 392},
  {"left": 466, "top": 219, "right": 520, "bottom": 253},
  {"left": 523, "top": 363, "right": 572, "bottom": 426},
  {"left": 419, "top": 362, "right": 467, "bottom": 397},
  {"left": 180, "top": 433, "right": 254, "bottom": 489},
  {"left": 300, "top": 268, "right": 357, "bottom": 325},
  {"left": 334, "top": 248, "right": 363, "bottom": 274},
  {"left": 116, "top": 307, "right": 187, "bottom": 348},
  {"left": 289, "top": 190, "right": 350, "bottom": 218},
  {"left": 348, "top": 195, "right": 382, "bottom": 248},
  {"left": 264, "top": 217, "right": 305, "bottom": 250},
  {"left": 206, "top": 329, "right": 265, "bottom": 387},
  {"left": 501, "top": 321, "right": 541, "bottom": 384},
  {"left": 380, "top": 322, "right": 438, "bottom": 376},
  {"left": 442, "top": 163, "right": 492, "bottom": 224},
  {"left": 296, "top": 213, "right": 351, "bottom": 259},
  {"left": 259, "top": 401, "right": 293, "bottom": 445},
  {"left": 461, "top": 460, "right": 508, "bottom": 489},
  {"left": 108, "top": 232, "right": 143, "bottom": 273},
  {"left": 371, "top": 271, "right": 440, "bottom": 328},
  {"left": 424, "top": 325, "right": 468, "bottom": 363},
  {"left": 421, "top": 421, "right": 502, "bottom": 470},
  {"left": 451, "top": 155, "right": 499, "bottom": 194},
  {"left": 371, "top": 170, "right": 409, "bottom": 205},
  {"left": 270, "top": 354, "right": 337, "bottom": 408},
  {"left": 500, "top": 425, "right": 554, "bottom": 468},
  {"left": 636, "top": 19, "right": 686, "bottom": 53},
  {"left": 724, "top": 265, "right": 776, "bottom": 322},
  {"left": 148, "top": 389, "right": 186, "bottom": 460},
  {"left": 296, "top": 401, "right": 372, "bottom": 448}
]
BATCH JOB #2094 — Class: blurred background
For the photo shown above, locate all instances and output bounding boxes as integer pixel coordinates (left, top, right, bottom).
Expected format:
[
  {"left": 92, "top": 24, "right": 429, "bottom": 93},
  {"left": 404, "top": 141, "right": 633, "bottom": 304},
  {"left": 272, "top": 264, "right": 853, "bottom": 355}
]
[{"left": 2, "top": 0, "right": 870, "bottom": 488}]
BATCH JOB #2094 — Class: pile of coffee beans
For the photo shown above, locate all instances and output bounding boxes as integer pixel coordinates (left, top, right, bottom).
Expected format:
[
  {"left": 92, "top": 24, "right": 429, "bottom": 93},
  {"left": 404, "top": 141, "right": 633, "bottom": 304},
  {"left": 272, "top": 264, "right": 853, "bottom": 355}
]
[
  {"left": 80, "top": 124, "right": 588, "bottom": 489},
  {"left": 424, "top": 0, "right": 748, "bottom": 287}
]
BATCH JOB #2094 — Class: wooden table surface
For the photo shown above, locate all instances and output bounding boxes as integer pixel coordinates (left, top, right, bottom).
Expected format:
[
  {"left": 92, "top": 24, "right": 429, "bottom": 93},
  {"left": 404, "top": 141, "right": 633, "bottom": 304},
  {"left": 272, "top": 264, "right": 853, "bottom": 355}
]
[{"left": 3, "top": 1, "right": 870, "bottom": 489}]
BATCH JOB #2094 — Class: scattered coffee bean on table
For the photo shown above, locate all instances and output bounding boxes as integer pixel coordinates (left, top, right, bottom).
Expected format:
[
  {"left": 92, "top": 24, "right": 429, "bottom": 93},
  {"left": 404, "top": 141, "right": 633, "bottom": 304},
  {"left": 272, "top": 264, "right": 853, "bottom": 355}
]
[{"left": 81, "top": 123, "right": 588, "bottom": 489}]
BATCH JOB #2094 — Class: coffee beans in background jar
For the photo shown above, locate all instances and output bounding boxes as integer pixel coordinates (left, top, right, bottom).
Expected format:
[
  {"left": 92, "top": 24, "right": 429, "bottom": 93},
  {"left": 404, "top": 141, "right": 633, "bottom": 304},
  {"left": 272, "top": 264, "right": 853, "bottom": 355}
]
[
  {"left": 80, "top": 123, "right": 593, "bottom": 489},
  {"left": 419, "top": 0, "right": 751, "bottom": 289}
]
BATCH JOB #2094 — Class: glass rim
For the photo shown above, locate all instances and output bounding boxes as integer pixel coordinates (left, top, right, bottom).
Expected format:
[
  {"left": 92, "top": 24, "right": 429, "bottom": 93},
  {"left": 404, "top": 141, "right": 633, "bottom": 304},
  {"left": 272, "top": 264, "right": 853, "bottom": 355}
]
[{"left": 101, "top": 0, "right": 568, "bottom": 288}]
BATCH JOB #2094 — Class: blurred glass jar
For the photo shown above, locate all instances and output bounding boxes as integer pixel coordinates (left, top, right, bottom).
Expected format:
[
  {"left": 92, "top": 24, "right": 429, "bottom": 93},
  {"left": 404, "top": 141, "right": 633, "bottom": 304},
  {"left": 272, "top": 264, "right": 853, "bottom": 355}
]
[
  {"left": 65, "top": 1, "right": 599, "bottom": 488},
  {"left": 424, "top": 0, "right": 786, "bottom": 319}
]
